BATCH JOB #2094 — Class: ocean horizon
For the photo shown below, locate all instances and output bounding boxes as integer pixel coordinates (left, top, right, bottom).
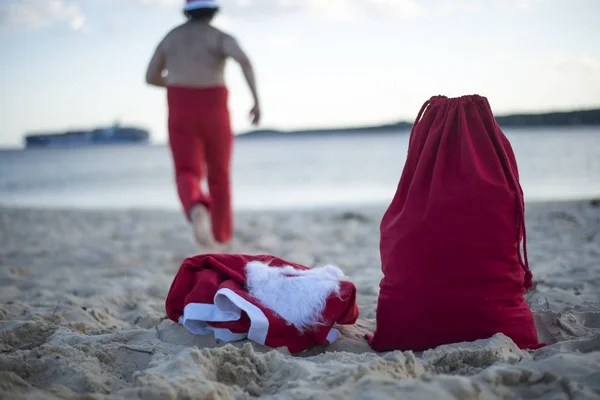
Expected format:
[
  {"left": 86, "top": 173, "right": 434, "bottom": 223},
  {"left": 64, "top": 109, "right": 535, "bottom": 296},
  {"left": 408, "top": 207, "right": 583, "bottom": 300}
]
[{"left": 1, "top": 126, "right": 599, "bottom": 212}]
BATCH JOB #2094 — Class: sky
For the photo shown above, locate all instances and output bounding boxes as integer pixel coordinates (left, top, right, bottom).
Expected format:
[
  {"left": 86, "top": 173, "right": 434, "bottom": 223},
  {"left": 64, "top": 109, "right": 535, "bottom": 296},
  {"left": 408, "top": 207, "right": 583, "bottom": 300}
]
[{"left": 1, "top": 0, "right": 599, "bottom": 148}]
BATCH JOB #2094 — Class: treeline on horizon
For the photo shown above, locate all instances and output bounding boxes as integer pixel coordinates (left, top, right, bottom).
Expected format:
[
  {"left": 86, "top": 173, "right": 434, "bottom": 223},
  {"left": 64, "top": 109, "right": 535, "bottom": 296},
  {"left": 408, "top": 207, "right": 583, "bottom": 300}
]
[{"left": 239, "top": 108, "right": 600, "bottom": 138}]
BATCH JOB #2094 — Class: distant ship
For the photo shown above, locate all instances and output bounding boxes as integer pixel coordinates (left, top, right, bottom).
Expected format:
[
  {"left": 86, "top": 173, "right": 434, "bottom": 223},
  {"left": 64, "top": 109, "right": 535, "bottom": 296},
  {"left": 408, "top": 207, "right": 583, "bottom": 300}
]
[{"left": 24, "top": 123, "right": 151, "bottom": 148}]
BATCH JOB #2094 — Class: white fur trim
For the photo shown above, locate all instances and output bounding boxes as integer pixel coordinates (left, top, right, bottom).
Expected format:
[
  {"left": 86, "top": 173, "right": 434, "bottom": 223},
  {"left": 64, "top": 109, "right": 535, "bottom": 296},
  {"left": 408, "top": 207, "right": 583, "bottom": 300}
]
[
  {"left": 179, "top": 302, "right": 247, "bottom": 341},
  {"left": 214, "top": 288, "right": 270, "bottom": 345},
  {"left": 245, "top": 261, "right": 344, "bottom": 332},
  {"left": 184, "top": 0, "right": 218, "bottom": 10},
  {"left": 180, "top": 288, "right": 270, "bottom": 345},
  {"left": 183, "top": 302, "right": 240, "bottom": 322},
  {"left": 179, "top": 315, "right": 247, "bottom": 341},
  {"left": 326, "top": 328, "right": 341, "bottom": 344},
  {"left": 185, "top": 320, "right": 247, "bottom": 342}
]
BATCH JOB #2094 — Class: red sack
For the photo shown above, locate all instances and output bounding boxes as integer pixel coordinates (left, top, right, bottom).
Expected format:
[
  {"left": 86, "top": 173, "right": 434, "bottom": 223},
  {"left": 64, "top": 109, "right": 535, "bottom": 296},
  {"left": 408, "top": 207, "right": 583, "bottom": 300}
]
[{"left": 368, "top": 95, "right": 543, "bottom": 351}]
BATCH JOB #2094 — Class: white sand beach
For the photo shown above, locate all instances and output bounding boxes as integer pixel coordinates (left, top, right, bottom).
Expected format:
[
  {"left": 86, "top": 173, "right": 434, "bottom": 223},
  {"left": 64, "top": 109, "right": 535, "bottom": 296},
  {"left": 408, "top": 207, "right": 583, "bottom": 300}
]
[{"left": 1, "top": 200, "right": 599, "bottom": 399}]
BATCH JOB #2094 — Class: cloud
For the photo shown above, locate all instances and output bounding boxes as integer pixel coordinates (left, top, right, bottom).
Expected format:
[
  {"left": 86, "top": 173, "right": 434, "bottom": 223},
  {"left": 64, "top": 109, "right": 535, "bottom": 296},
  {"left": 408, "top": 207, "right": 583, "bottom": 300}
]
[
  {"left": 435, "top": 0, "right": 542, "bottom": 15},
  {"left": 367, "top": 0, "right": 422, "bottom": 19},
  {"left": 134, "top": 0, "right": 553, "bottom": 21},
  {"left": 264, "top": 32, "right": 298, "bottom": 49},
  {"left": 506, "top": 0, "right": 548, "bottom": 11},
  {"left": 133, "top": 0, "right": 422, "bottom": 21},
  {"left": 0, "top": 0, "right": 85, "bottom": 31},
  {"left": 136, "top": 0, "right": 178, "bottom": 7},
  {"left": 552, "top": 55, "right": 600, "bottom": 73},
  {"left": 0, "top": 0, "right": 539, "bottom": 33}
]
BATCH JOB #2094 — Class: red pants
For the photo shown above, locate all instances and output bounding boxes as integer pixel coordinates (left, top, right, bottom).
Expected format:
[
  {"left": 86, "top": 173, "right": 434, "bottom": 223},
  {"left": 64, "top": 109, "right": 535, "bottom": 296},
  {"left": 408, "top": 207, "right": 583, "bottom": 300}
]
[{"left": 167, "top": 85, "right": 233, "bottom": 244}]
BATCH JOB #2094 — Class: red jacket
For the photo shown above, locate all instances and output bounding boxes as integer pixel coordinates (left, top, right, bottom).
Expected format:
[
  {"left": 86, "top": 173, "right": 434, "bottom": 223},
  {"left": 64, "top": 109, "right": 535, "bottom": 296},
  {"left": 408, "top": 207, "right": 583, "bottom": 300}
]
[{"left": 165, "top": 253, "right": 359, "bottom": 353}]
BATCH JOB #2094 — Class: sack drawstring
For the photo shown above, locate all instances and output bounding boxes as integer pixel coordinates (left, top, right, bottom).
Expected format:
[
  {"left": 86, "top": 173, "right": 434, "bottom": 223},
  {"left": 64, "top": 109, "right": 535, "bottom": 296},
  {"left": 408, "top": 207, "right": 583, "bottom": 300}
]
[
  {"left": 516, "top": 182, "right": 533, "bottom": 289},
  {"left": 408, "top": 99, "right": 432, "bottom": 147},
  {"left": 484, "top": 98, "right": 533, "bottom": 290}
]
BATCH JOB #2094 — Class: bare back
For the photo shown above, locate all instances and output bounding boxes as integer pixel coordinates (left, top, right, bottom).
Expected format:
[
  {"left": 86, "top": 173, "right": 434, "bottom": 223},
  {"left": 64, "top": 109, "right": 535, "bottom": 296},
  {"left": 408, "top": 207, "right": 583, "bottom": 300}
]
[
  {"left": 153, "top": 22, "right": 233, "bottom": 87},
  {"left": 146, "top": 18, "right": 260, "bottom": 124}
]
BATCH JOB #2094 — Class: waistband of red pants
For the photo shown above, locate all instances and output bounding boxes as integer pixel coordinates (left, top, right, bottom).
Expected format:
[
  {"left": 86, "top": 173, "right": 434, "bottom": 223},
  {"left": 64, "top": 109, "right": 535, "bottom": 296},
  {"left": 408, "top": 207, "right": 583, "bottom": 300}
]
[{"left": 167, "top": 85, "right": 229, "bottom": 110}]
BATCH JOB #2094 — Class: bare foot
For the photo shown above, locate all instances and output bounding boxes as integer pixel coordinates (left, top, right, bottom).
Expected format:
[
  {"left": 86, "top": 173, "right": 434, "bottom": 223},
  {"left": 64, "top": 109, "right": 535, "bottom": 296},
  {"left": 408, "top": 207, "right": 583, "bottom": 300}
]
[{"left": 190, "top": 205, "right": 214, "bottom": 248}]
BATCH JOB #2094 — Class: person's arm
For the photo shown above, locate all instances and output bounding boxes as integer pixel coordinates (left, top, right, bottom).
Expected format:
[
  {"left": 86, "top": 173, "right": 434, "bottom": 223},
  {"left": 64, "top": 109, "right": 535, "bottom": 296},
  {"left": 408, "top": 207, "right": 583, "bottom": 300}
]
[
  {"left": 222, "top": 34, "right": 261, "bottom": 125},
  {"left": 145, "top": 38, "right": 168, "bottom": 88}
]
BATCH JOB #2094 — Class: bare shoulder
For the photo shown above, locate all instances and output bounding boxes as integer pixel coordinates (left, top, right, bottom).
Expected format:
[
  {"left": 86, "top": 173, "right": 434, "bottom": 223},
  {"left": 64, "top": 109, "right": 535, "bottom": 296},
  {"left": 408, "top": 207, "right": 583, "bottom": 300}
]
[
  {"left": 163, "top": 23, "right": 189, "bottom": 40},
  {"left": 211, "top": 26, "right": 237, "bottom": 44},
  {"left": 153, "top": 25, "right": 181, "bottom": 50}
]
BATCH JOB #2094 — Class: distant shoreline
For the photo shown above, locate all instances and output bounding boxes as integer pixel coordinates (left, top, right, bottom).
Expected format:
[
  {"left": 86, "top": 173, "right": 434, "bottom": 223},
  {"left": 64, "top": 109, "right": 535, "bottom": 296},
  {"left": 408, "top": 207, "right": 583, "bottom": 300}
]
[{"left": 238, "top": 108, "right": 600, "bottom": 139}]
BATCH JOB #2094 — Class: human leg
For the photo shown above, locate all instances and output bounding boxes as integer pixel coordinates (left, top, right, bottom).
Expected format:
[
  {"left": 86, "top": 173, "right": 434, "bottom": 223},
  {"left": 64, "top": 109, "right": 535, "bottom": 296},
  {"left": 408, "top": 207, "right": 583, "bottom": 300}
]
[{"left": 168, "top": 115, "right": 214, "bottom": 247}]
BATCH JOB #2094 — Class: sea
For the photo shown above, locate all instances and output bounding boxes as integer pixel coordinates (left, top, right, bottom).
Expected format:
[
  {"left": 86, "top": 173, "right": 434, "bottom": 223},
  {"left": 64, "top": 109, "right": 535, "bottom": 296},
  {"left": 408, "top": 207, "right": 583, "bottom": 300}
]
[{"left": 1, "top": 127, "right": 599, "bottom": 212}]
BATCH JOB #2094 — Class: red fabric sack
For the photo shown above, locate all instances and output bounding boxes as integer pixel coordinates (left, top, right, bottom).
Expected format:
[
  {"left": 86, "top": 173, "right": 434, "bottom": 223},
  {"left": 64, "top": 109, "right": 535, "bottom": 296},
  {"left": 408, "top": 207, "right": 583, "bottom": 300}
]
[{"left": 368, "top": 95, "right": 543, "bottom": 351}]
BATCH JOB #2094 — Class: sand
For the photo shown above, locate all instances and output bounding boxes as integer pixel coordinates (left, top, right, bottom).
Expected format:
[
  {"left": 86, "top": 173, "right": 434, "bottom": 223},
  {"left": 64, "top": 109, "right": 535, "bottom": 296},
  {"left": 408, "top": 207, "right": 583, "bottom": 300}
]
[{"left": 1, "top": 200, "right": 599, "bottom": 399}]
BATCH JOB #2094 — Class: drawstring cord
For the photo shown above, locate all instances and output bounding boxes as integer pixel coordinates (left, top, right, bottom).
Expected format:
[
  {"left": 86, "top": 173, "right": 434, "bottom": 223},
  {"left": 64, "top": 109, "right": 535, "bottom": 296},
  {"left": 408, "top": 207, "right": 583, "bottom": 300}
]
[
  {"left": 484, "top": 99, "right": 533, "bottom": 290},
  {"left": 408, "top": 99, "right": 431, "bottom": 147},
  {"left": 516, "top": 182, "right": 533, "bottom": 289}
]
